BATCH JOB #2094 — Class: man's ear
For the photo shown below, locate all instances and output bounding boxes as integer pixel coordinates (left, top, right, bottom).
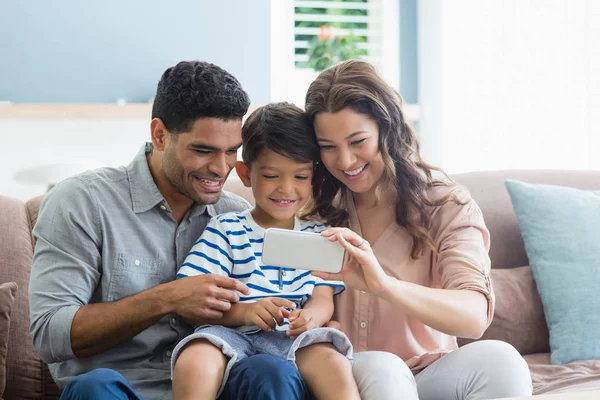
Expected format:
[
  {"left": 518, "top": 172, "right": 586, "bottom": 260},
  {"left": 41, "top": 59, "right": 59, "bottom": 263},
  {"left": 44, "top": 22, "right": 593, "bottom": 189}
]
[
  {"left": 150, "top": 118, "right": 170, "bottom": 151},
  {"left": 235, "top": 161, "right": 252, "bottom": 188}
]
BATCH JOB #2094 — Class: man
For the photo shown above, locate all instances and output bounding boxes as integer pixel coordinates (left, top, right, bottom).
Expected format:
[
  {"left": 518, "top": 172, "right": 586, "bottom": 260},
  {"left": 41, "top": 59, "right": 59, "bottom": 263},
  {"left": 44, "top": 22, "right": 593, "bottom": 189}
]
[{"left": 29, "top": 61, "right": 310, "bottom": 399}]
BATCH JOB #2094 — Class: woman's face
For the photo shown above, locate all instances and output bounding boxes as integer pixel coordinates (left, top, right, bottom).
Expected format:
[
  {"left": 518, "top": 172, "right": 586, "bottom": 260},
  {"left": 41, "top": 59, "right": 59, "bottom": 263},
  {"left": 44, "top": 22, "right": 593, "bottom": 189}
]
[{"left": 314, "top": 108, "right": 385, "bottom": 194}]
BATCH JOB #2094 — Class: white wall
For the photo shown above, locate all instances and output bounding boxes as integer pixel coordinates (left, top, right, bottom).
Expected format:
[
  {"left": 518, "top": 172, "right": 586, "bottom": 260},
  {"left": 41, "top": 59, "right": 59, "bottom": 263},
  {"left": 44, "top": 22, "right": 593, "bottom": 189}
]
[
  {"left": 2, "top": 120, "right": 150, "bottom": 200},
  {"left": 418, "top": 0, "right": 600, "bottom": 174},
  {"left": 2, "top": 120, "right": 245, "bottom": 201}
]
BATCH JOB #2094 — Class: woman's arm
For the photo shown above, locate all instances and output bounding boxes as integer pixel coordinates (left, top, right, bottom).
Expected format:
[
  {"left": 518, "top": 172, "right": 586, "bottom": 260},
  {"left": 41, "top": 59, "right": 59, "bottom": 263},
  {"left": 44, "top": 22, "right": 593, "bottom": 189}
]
[
  {"left": 379, "top": 279, "right": 488, "bottom": 339},
  {"left": 315, "top": 228, "right": 489, "bottom": 339}
]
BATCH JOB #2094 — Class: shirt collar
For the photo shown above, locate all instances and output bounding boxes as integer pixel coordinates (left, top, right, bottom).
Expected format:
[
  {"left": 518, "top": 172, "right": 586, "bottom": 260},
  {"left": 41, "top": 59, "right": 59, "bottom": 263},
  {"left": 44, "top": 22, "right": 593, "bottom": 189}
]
[
  {"left": 127, "top": 143, "right": 217, "bottom": 219},
  {"left": 127, "top": 143, "right": 165, "bottom": 213}
]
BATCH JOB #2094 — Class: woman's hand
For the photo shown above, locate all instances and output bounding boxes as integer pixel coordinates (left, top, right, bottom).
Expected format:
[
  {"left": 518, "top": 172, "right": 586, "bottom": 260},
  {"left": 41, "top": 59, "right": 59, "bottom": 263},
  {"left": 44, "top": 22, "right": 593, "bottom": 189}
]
[{"left": 314, "top": 227, "right": 392, "bottom": 296}]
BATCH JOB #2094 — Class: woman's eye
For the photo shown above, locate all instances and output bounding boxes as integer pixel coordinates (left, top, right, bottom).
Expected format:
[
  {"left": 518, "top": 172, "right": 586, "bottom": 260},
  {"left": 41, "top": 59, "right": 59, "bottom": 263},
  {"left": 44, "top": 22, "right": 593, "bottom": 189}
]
[
  {"left": 295, "top": 176, "right": 309, "bottom": 181},
  {"left": 351, "top": 138, "right": 367, "bottom": 146},
  {"left": 319, "top": 145, "right": 335, "bottom": 151}
]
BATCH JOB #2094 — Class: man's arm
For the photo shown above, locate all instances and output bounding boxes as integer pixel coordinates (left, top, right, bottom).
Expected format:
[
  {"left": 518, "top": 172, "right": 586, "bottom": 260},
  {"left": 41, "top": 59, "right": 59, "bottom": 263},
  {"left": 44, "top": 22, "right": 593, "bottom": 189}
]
[
  {"left": 29, "top": 179, "right": 248, "bottom": 363},
  {"left": 70, "top": 274, "right": 247, "bottom": 358}
]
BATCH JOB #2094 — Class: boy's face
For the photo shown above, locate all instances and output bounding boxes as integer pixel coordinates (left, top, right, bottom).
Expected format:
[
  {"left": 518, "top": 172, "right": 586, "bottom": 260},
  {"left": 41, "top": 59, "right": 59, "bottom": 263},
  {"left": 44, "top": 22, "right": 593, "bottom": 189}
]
[{"left": 236, "top": 148, "right": 313, "bottom": 229}]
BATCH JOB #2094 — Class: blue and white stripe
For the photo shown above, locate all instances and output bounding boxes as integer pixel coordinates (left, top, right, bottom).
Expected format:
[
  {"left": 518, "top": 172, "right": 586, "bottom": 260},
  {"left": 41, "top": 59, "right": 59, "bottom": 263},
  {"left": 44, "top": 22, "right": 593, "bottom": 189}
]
[{"left": 177, "top": 209, "right": 344, "bottom": 333}]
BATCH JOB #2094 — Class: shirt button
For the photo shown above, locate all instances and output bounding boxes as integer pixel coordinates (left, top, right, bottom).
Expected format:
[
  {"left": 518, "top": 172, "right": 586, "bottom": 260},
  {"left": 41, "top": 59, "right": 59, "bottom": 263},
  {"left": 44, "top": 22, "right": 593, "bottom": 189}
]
[
  {"left": 360, "top": 321, "right": 367, "bottom": 329},
  {"left": 166, "top": 350, "right": 172, "bottom": 357},
  {"left": 134, "top": 259, "right": 140, "bottom": 266},
  {"left": 160, "top": 205, "right": 167, "bottom": 211},
  {"left": 282, "top": 271, "right": 287, "bottom": 276}
]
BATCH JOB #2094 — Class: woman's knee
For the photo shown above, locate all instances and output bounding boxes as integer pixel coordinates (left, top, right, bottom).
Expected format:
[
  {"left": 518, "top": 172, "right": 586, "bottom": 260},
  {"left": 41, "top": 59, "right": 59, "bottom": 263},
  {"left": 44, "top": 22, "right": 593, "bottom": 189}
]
[
  {"left": 353, "top": 351, "right": 418, "bottom": 400},
  {"left": 463, "top": 340, "right": 532, "bottom": 395}
]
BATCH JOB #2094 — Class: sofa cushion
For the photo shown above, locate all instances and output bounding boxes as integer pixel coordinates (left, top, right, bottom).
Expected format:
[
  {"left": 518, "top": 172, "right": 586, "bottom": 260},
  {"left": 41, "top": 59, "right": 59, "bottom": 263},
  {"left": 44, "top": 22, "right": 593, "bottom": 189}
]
[
  {"left": 505, "top": 180, "right": 600, "bottom": 365},
  {"left": 458, "top": 266, "right": 550, "bottom": 355},
  {"left": 526, "top": 353, "right": 600, "bottom": 395},
  {"left": 0, "top": 196, "right": 47, "bottom": 399},
  {"left": 0, "top": 282, "right": 17, "bottom": 398}
]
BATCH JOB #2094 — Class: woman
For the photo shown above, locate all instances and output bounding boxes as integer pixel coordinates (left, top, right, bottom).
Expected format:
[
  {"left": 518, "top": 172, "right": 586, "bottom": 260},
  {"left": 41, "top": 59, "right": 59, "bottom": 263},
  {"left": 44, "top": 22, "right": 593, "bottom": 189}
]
[{"left": 304, "top": 60, "right": 532, "bottom": 399}]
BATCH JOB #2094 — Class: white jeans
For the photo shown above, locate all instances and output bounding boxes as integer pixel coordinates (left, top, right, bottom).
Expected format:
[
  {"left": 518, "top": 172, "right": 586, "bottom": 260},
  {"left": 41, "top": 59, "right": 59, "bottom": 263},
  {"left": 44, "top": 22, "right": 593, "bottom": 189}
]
[{"left": 352, "top": 340, "right": 533, "bottom": 400}]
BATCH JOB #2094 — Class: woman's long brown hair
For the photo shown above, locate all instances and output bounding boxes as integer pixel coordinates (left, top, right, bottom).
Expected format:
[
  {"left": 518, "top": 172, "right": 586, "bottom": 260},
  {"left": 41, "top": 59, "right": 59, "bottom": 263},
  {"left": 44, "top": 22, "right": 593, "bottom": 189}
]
[{"left": 302, "top": 60, "right": 466, "bottom": 259}]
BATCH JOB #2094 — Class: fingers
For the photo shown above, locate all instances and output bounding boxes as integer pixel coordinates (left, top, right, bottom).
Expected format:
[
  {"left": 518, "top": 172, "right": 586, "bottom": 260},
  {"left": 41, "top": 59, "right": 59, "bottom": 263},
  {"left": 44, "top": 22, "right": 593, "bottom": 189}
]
[
  {"left": 287, "top": 316, "right": 311, "bottom": 338},
  {"left": 251, "top": 310, "right": 275, "bottom": 332},
  {"left": 288, "top": 308, "right": 301, "bottom": 322},
  {"left": 323, "top": 320, "right": 341, "bottom": 330},
  {"left": 323, "top": 228, "right": 368, "bottom": 251},
  {"left": 311, "top": 271, "right": 340, "bottom": 281},
  {"left": 205, "top": 297, "right": 232, "bottom": 313},
  {"left": 288, "top": 311, "right": 310, "bottom": 330},
  {"left": 337, "top": 233, "right": 368, "bottom": 259},
  {"left": 262, "top": 299, "right": 288, "bottom": 326},
  {"left": 253, "top": 306, "right": 278, "bottom": 331},
  {"left": 268, "top": 298, "right": 298, "bottom": 310},
  {"left": 212, "top": 287, "right": 240, "bottom": 304},
  {"left": 335, "top": 230, "right": 367, "bottom": 248},
  {"left": 212, "top": 275, "right": 251, "bottom": 295}
]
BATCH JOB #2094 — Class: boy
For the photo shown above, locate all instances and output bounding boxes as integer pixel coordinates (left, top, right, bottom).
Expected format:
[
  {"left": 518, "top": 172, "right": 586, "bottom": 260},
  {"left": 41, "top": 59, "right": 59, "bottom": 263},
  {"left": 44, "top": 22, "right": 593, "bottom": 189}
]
[{"left": 171, "top": 103, "right": 360, "bottom": 400}]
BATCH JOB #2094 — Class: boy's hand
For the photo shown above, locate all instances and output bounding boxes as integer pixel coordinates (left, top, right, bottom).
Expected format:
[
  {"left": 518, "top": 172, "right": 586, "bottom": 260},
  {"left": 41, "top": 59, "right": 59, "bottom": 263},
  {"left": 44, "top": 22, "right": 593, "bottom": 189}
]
[
  {"left": 246, "top": 298, "right": 296, "bottom": 331},
  {"left": 286, "top": 309, "right": 322, "bottom": 339}
]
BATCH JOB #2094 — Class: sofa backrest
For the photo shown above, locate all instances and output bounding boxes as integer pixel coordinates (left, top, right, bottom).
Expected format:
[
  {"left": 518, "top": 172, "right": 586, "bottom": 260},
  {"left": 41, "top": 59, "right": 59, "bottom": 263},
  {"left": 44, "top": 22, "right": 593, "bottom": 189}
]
[
  {"left": 452, "top": 170, "right": 600, "bottom": 269},
  {"left": 0, "top": 195, "right": 60, "bottom": 400}
]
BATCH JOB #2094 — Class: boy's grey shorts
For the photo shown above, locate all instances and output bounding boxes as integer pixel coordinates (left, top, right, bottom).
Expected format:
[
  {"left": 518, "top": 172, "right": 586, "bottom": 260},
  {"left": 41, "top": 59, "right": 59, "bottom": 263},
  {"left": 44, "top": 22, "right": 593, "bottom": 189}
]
[{"left": 171, "top": 325, "right": 354, "bottom": 397}]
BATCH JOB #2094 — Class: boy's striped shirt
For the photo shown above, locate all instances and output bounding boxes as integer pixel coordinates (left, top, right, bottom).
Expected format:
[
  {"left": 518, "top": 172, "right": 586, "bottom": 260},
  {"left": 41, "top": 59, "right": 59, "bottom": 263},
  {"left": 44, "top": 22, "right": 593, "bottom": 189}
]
[{"left": 177, "top": 209, "right": 345, "bottom": 333}]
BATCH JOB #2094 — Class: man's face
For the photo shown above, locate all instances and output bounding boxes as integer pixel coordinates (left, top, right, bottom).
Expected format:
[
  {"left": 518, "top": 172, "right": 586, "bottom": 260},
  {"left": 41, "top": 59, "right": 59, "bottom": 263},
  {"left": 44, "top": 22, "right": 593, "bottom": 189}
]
[{"left": 161, "top": 118, "right": 242, "bottom": 205}]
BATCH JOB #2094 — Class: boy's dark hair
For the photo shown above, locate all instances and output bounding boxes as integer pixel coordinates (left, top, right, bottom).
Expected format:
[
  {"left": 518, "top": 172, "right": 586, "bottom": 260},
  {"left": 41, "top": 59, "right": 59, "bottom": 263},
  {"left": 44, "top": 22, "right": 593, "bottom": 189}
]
[
  {"left": 241, "top": 102, "right": 318, "bottom": 166},
  {"left": 152, "top": 61, "right": 250, "bottom": 134}
]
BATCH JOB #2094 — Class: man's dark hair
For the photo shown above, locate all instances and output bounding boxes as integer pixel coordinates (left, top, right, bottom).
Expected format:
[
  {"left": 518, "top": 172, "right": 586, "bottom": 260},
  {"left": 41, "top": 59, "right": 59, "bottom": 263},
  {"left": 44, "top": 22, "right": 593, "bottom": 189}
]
[
  {"left": 152, "top": 61, "right": 250, "bottom": 134},
  {"left": 241, "top": 102, "right": 318, "bottom": 166}
]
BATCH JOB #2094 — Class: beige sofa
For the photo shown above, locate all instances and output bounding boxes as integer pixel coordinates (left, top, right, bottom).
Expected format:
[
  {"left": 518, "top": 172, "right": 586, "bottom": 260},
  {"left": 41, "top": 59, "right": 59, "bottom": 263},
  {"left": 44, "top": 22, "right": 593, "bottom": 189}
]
[{"left": 1, "top": 170, "right": 599, "bottom": 399}]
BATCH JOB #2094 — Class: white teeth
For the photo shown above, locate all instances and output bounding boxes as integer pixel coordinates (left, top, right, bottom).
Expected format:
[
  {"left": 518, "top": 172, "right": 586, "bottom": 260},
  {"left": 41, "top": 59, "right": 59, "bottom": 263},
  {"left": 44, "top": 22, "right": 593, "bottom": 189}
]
[
  {"left": 273, "top": 199, "right": 294, "bottom": 204},
  {"left": 344, "top": 165, "right": 365, "bottom": 176},
  {"left": 199, "top": 178, "right": 219, "bottom": 186}
]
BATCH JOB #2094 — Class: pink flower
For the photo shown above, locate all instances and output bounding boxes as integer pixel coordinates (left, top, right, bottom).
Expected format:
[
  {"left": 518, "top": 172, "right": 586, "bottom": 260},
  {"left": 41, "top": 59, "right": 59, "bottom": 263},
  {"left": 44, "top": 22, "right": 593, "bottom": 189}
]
[{"left": 318, "top": 25, "right": 334, "bottom": 41}]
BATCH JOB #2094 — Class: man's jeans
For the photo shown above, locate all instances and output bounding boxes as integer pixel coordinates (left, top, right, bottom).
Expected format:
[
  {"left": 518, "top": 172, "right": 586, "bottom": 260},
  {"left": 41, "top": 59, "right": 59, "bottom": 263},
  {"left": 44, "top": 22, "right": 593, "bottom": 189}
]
[{"left": 59, "top": 354, "right": 310, "bottom": 400}]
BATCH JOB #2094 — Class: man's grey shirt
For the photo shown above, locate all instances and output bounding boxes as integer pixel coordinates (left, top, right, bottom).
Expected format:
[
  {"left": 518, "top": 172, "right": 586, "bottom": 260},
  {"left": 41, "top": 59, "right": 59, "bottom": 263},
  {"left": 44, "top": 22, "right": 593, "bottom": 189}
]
[{"left": 29, "top": 143, "right": 250, "bottom": 399}]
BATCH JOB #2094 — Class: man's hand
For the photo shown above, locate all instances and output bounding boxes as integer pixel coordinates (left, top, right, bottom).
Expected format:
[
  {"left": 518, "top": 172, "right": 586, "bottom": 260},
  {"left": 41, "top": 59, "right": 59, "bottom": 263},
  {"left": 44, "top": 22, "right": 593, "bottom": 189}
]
[
  {"left": 245, "top": 298, "right": 297, "bottom": 332},
  {"left": 169, "top": 274, "right": 251, "bottom": 324},
  {"left": 286, "top": 308, "right": 323, "bottom": 339}
]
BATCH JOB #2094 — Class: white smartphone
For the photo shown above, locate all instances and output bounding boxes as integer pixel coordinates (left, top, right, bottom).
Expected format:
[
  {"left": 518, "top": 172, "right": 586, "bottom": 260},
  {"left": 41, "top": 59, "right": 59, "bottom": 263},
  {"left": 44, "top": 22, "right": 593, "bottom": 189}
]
[{"left": 262, "top": 228, "right": 345, "bottom": 273}]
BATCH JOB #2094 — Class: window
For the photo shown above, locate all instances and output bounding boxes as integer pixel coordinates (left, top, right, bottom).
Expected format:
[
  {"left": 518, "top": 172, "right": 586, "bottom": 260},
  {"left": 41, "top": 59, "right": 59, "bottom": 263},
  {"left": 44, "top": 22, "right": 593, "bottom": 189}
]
[
  {"left": 294, "top": 0, "right": 370, "bottom": 68},
  {"left": 273, "top": 0, "right": 399, "bottom": 106}
]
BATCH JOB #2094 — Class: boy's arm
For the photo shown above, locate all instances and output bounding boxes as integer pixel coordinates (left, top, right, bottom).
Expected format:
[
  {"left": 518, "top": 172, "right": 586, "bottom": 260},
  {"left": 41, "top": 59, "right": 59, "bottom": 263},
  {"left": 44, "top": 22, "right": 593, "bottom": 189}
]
[
  {"left": 178, "top": 215, "right": 253, "bottom": 328},
  {"left": 300, "top": 285, "right": 335, "bottom": 325},
  {"left": 183, "top": 302, "right": 253, "bottom": 327}
]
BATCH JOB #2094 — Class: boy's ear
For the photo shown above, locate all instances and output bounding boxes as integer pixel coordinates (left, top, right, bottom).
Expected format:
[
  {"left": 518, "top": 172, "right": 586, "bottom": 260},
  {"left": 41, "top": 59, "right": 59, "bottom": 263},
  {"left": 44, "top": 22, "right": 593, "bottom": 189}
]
[{"left": 235, "top": 161, "right": 252, "bottom": 188}]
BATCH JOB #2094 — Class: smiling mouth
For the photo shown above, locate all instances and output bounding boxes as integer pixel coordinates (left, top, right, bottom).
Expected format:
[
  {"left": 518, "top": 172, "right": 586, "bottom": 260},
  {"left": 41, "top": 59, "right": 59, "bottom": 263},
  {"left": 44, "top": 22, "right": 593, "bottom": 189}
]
[
  {"left": 194, "top": 177, "right": 223, "bottom": 191},
  {"left": 197, "top": 178, "right": 220, "bottom": 186},
  {"left": 270, "top": 198, "right": 297, "bottom": 206},
  {"left": 342, "top": 164, "right": 367, "bottom": 176}
]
